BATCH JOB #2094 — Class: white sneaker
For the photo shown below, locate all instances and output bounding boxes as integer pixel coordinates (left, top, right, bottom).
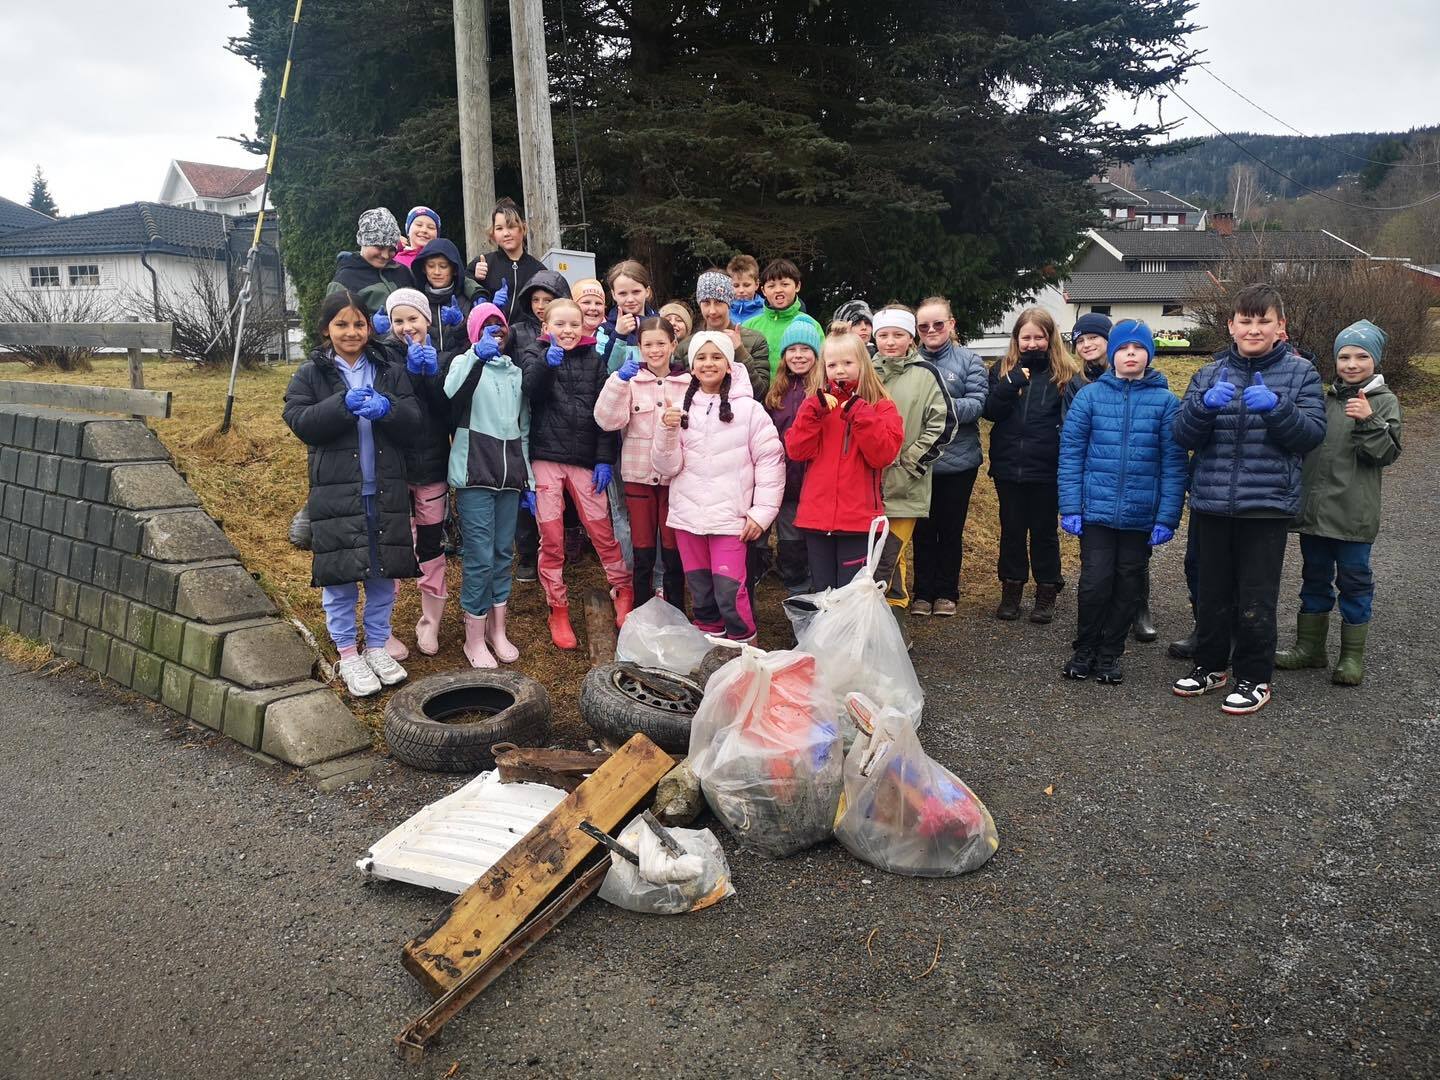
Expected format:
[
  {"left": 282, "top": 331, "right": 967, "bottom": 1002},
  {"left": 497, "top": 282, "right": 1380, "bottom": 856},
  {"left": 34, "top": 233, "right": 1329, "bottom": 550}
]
[
  {"left": 338, "top": 654, "right": 381, "bottom": 697},
  {"left": 363, "top": 647, "right": 408, "bottom": 686}
]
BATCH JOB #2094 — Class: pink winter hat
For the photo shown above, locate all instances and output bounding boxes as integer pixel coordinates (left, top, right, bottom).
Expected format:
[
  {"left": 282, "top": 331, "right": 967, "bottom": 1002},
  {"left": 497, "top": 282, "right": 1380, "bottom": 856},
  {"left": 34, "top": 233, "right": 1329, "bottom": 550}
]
[{"left": 467, "top": 302, "right": 508, "bottom": 344}]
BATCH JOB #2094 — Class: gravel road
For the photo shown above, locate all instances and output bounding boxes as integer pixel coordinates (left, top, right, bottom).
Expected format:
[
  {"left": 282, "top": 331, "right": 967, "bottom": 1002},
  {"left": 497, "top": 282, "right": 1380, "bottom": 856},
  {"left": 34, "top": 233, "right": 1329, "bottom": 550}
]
[{"left": 2, "top": 415, "right": 1437, "bottom": 1079}]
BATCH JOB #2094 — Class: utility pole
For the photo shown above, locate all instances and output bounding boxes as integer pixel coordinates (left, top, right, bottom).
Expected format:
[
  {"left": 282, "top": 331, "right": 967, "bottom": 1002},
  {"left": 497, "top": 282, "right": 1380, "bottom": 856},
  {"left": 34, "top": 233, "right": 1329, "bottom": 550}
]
[
  {"left": 510, "top": 0, "right": 561, "bottom": 259},
  {"left": 454, "top": 0, "right": 496, "bottom": 258}
]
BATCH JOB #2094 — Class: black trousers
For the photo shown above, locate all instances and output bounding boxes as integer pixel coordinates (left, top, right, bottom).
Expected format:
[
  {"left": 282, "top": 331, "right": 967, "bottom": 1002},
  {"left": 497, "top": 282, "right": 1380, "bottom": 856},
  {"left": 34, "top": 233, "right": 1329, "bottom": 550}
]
[
  {"left": 804, "top": 531, "right": 870, "bottom": 591},
  {"left": 1073, "top": 525, "right": 1150, "bottom": 659},
  {"left": 913, "top": 468, "right": 978, "bottom": 602},
  {"left": 994, "top": 479, "right": 1062, "bottom": 585},
  {"left": 1191, "top": 512, "right": 1288, "bottom": 683}
]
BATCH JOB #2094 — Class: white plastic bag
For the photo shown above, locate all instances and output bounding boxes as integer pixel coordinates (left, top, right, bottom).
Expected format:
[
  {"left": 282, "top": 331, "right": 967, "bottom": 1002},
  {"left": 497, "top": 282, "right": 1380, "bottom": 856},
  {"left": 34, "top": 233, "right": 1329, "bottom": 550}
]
[
  {"left": 597, "top": 816, "right": 735, "bottom": 914},
  {"left": 794, "top": 519, "right": 924, "bottom": 738},
  {"left": 688, "top": 644, "right": 843, "bottom": 857},
  {"left": 834, "top": 704, "right": 998, "bottom": 877},
  {"left": 615, "top": 596, "right": 712, "bottom": 675}
]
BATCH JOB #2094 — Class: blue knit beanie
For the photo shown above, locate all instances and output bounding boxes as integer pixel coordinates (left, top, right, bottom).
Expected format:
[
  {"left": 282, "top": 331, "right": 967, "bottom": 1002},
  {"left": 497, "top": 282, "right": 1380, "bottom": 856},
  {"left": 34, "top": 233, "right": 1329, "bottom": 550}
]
[
  {"left": 779, "top": 319, "right": 823, "bottom": 358},
  {"left": 405, "top": 206, "right": 441, "bottom": 235},
  {"left": 1334, "top": 319, "right": 1386, "bottom": 369},
  {"left": 1107, "top": 319, "right": 1155, "bottom": 366},
  {"left": 1072, "top": 312, "right": 1112, "bottom": 345}
]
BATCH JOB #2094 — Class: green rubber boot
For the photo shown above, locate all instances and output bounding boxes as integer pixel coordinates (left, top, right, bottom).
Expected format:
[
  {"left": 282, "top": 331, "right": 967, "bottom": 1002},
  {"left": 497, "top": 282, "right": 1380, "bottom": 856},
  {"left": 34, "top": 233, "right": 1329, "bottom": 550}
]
[
  {"left": 1274, "top": 611, "right": 1330, "bottom": 670},
  {"left": 1332, "top": 621, "right": 1368, "bottom": 686}
]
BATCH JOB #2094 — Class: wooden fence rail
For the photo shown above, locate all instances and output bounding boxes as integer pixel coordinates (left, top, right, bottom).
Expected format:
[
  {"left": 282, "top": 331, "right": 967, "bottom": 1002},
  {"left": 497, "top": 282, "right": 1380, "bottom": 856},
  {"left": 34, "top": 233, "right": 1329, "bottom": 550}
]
[{"left": 0, "top": 322, "right": 176, "bottom": 418}]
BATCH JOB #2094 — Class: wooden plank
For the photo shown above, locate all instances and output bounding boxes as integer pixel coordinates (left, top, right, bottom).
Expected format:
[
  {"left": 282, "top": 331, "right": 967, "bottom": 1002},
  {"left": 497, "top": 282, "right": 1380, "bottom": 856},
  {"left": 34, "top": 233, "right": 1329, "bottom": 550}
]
[
  {"left": 0, "top": 322, "right": 174, "bottom": 351},
  {"left": 126, "top": 348, "right": 145, "bottom": 391},
  {"left": 402, "top": 733, "right": 674, "bottom": 996},
  {"left": 0, "top": 381, "right": 172, "bottom": 419},
  {"left": 582, "top": 586, "right": 617, "bottom": 665}
]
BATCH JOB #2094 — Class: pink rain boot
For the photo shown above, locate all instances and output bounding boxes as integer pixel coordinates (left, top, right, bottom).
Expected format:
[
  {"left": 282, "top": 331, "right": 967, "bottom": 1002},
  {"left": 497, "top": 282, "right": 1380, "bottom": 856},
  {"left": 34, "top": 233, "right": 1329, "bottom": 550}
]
[
  {"left": 485, "top": 602, "right": 520, "bottom": 663},
  {"left": 462, "top": 612, "right": 496, "bottom": 669},
  {"left": 383, "top": 636, "right": 409, "bottom": 661},
  {"left": 414, "top": 557, "right": 448, "bottom": 655}
]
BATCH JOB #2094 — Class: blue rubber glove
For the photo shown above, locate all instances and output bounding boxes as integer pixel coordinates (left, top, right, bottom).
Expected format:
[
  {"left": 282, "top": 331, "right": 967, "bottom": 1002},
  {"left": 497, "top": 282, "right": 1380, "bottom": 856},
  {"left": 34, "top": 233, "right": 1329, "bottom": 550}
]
[
  {"left": 439, "top": 297, "right": 464, "bottom": 327},
  {"left": 492, "top": 281, "right": 509, "bottom": 312},
  {"left": 344, "top": 387, "right": 372, "bottom": 414},
  {"left": 545, "top": 343, "right": 565, "bottom": 368},
  {"left": 1242, "top": 372, "right": 1278, "bottom": 413},
  {"left": 616, "top": 356, "right": 642, "bottom": 382},
  {"left": 521, "top": 490, "right": 538, "bottom": 516},
  {"left": 1060, "top": 514, "right": 1083, "bottom": 536},
  {"left": 591, "top": 464, "right": 612, "bottom": 493},
  {"left": 356, "top": 393, "right": 391, "bottom": 421},
  {"left": 1149, "top": 524, "right": 1175, "bottom": 547},
  {"left": 371, "top": 311, "right": 391, "bottom": 336},
  {"left": 1203, "top": 367, "right": 1237, "bottom": 410},
  {"left": 406, "top": 338, "right": 439, "bottom": 376},
  {"left": 473, "top": 324, "right": 502, "bottom": 361}
]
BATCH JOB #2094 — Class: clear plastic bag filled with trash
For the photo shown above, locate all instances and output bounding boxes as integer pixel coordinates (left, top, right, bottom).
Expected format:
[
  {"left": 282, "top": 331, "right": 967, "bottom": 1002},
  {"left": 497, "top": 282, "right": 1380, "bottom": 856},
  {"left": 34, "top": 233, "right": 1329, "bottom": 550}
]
[
  {"left": 615, "top": 596, "right": 712, "bottom": 675},
  {"left": 598, "top": 816, "right": 734, "bottom": 915}
]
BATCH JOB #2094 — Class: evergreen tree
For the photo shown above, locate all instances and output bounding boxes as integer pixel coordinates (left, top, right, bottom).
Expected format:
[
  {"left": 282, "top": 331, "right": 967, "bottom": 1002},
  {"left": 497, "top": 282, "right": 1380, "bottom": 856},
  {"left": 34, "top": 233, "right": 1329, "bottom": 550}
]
[
  {"left": 232, "top": 0, "right": 1199, "bottom": 336},
  {"left": 28, "top": 166, "right": 58, "bottom": 218}
]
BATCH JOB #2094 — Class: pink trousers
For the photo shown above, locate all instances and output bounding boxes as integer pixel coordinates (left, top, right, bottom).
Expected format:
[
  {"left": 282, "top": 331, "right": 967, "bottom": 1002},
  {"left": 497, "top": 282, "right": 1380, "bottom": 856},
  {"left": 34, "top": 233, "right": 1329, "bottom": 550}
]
[{"left": 533, "top": 460, "right": 630, "bottom": 608}]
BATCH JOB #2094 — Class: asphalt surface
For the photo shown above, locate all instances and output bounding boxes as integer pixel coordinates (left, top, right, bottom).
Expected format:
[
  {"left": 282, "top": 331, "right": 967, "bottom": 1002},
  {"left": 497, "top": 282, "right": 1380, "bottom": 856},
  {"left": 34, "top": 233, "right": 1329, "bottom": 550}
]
[{"left": 3, "top": 414, "right": 1438, "bottom": 1079}]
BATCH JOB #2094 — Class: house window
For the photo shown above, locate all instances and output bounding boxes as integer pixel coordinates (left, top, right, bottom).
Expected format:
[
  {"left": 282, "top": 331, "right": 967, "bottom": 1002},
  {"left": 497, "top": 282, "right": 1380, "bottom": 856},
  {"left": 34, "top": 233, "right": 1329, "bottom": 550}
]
[
  {"left": 1139, "top": 260, "right": 1167, "bottom": 273},
  {"left": 1166, "top": 214, "right": 1181, "bottom": 224},
  {"left": 238, "top": 200, "right": 248, "bottom": 212},
  {"left": 205, "top": 200, "right": 217, "bottom": 210},
  {"left": 1089, "top": 305, "right": 1111, "bottom": 316},
  {"left": 28, "top": 265, "right": 60, "bottom": 288},
  {"left": 1162, "top": 303, "right": 1185, "bottom": 317},
  {"left": 68, "top": 264, "right": 100, "bottom": 286}
]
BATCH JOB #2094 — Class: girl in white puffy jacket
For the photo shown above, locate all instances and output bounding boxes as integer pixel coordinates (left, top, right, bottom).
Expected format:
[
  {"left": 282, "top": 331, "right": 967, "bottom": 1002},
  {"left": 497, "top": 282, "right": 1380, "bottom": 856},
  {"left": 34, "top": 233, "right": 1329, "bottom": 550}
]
[{"left": 652, "top": 332, "right": 786, "bottom": 642}]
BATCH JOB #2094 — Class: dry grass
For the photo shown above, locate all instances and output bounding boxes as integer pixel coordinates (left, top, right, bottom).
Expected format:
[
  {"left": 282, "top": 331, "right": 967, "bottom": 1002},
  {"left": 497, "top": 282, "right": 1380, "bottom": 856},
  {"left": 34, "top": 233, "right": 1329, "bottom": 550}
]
[{"left": 0, "top": 627, "right": 55, "bottom": 669}]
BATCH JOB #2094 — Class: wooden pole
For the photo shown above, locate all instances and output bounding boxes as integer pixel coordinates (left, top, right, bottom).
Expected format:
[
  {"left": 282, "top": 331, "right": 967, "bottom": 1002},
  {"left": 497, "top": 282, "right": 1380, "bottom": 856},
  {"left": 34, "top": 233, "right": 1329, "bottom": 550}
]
[
  {"left": 510, "top": 0, "right": 561, "bottom": 260},
  {"left": 453, "top": 0, "right": 496, "bottom": 260},
  {"left": 126, "top": 347, "right": 145, "bottom": 391}
]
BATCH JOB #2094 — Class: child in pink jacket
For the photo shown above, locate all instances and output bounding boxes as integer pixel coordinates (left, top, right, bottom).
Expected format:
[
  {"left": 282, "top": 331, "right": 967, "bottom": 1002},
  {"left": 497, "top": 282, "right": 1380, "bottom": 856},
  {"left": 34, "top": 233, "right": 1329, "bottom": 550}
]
[
  {"left": 652, "top": 331, "right": 785, "bottom": 642},
  {"left": 594, "top": 316, "right": 693, "bottom": 610}
]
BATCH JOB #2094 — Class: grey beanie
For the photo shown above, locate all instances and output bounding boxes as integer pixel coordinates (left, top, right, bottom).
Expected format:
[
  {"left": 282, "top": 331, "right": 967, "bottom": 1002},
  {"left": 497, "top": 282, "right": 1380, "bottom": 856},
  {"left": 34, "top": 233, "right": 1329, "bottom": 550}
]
[
  {"left": 834, "top": 299, "right": 874, "bottom": 326},
  {"left": 695, "top": 271, "right": 735, "bottom": 305},
  {"left": 356, "top": 207, "right": 403, "bottom": 249}
]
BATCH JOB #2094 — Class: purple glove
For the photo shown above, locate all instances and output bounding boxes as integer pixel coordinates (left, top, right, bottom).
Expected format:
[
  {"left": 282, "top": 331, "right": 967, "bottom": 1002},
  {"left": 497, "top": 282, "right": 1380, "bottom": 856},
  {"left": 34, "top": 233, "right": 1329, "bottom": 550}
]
[
  {"left": 371, "top": 311, "right": 391, "bottom": 336},
  {"left": 473, "top": 324, "right": 502, "bottom": 361},
  {"left": 1061, "top": 514, "right": 1083, "bottom": 536},
  {"left": 1242, "top": 372, "right": 1278, "bottom": 413},
  {"left": 521, "top": 490, "right": 537, "bottom": 516},
  {"left": 545, "top": 343, "right": 565, "bottom": 368},
  {"left": 356, "top": 393, "right": 391, "bottom": 421},
  {"left": 344, "top": 387, "right": 371, "bottom": 414},
  {"left": 439, "top": 297, "right": 464, "bottom": 327},
  {"left": 1149, "top": 524, "right": 1175, "bottom": 547}
]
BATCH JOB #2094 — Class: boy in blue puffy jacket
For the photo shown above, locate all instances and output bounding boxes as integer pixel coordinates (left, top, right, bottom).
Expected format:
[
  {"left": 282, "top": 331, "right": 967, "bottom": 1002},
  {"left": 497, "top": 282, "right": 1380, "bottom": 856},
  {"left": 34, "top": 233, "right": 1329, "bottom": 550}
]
[
  {"left": 1058, "top": 321, "right": 1186, "bottom": 684},
  {"left": 1170, "top": 284, "right": 1326, "bottom": 715}
]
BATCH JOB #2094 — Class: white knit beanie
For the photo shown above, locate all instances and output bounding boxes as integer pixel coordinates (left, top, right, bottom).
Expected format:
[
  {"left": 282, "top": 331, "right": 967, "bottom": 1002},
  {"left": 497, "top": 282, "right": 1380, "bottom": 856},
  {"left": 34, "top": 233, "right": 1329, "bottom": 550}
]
[
  {"left": 384, "top": 288, "right": 432, "bottom": 323},
  {"left": 686, "top": 330, "right": 735, "bottom": 369}
]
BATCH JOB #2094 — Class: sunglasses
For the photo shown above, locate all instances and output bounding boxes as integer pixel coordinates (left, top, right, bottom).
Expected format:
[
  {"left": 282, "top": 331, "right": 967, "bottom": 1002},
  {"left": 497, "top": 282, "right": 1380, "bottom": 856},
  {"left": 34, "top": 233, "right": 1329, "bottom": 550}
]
[{"left": 917, "top": 321, "right": 950, "bottom": 333}]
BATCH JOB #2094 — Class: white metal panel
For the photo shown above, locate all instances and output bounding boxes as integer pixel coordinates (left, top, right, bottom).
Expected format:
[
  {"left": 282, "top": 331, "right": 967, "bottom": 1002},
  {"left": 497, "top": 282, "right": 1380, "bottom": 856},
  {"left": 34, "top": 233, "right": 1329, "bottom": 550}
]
[{"left": 357, "top": 771, "right": 567, "bottom": 893}]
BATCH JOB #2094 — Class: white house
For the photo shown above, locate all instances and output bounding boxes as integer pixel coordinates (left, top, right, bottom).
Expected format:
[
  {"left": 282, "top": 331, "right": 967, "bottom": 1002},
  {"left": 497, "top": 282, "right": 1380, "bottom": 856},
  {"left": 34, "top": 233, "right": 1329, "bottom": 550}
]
[{"left": 158, "top": 160, "right": 268, "bottom": 217}]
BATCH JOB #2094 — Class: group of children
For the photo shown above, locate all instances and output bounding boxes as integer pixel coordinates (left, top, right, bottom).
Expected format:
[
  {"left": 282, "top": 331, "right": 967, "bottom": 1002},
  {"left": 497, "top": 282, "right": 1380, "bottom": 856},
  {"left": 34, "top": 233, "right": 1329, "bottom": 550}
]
[{"left": 285, "top": 201, "right": 1402, "bottom": 717}]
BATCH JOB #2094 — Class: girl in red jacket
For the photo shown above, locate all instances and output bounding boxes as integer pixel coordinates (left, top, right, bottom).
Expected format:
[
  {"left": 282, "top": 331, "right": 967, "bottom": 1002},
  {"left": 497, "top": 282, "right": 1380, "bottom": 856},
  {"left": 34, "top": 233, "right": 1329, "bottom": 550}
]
[{"left": 785, "top": 327, "right": 904, "bottom": 589}]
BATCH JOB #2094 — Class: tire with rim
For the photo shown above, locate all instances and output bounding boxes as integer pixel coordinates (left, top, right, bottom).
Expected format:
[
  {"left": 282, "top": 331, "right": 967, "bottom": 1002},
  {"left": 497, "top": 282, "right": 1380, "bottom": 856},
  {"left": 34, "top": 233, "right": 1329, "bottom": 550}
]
[
  {"left": 384, "top": 671, "right": 551, "bottom": 772},
  {"left": 579, "top": 663, "right": 703, "bottom": 753},
  {"left": 693, "top": 644, "right": 742, "bottom": 691}
]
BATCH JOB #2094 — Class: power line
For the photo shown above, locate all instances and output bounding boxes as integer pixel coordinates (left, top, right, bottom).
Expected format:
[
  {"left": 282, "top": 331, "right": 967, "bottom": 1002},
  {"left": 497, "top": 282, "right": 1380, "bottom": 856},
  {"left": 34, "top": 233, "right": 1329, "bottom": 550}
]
[
  {"left": 1196, "top": 65, "right": 1440, "bottom": 168},
  {"left": 1169, "top": 88, "right": 1440, "bottom": 212}
]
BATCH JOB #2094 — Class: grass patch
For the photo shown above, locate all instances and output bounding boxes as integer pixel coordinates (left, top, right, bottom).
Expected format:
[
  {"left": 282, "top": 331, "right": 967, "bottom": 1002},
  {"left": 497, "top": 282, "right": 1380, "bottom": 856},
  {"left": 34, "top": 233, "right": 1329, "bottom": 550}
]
[{"left": 0, "top": 627, "right": 55, "bottom": 669}]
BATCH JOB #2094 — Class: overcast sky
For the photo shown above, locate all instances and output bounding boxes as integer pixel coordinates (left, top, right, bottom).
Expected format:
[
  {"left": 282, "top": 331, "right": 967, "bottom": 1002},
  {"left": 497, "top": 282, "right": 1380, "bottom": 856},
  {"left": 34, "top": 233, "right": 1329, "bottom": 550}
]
[{"left": 1, "top": 0, "right": 1437, "bottom": 216}]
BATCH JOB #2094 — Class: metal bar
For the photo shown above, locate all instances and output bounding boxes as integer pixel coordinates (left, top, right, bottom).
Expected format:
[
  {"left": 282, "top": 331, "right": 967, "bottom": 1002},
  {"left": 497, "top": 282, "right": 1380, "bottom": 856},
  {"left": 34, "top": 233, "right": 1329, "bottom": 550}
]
[
  {"left": 393, "top": 858, "right": 609, "bottom": 1063},
  {"left": 576, "top": 821, "right": 639, "bottom": 864},
  {"left": 640, "top": 810, "right": 686, "bottom": 858}
]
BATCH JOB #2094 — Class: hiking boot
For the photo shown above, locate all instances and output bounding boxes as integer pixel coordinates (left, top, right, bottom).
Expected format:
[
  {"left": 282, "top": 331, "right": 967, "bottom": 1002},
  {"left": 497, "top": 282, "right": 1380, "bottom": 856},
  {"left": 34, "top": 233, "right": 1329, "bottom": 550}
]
[
  {"left": 994, "top": 580, "right": 1024, "bottom": 621},
  {"left": 1332, "top": 621, "right": 1368, "bottom": 686},
  {"left": 1061, "top": 650, "right": 1094, "bottom": 680},
  {"left": 513, "top": 555, "right": 538, "bottom": 583},
  {"left": 362, "top": 647, "right": 408, "bottom": 687},
  {"left": 1221, "top": 680, "right": 1272, "bottom": 715},
  {"left": 1131, "top": 575, "right": 1157, "bottom": 642},
  {"left": 337, "top": 654, "right": 381, "bottom": 698},
  {"left": 1275, "top": 611, "right": 1330, "bottom": 670},
  {"left": 1093, "top": 656, "right": 1124, "bottom": 684},
  {"left": 911, "top": 599, "right": 932, "bottom": 616},
  {"left": 932, "top": 598, "right": 957, "bottom": 618},
  {"left": 1029, "top": 582, "right": 1059, "bottom": 624},
  {"left": 1173, "top": 666, "right": 1228, "bottom": 697}
]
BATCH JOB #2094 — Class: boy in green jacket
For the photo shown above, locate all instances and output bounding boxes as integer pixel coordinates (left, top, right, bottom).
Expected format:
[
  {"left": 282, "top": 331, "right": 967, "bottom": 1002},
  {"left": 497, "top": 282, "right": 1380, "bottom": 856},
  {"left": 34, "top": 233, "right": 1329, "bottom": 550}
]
[
  {"left": 742, "top": 259, "right": 823, "bottom": 381},
  {"left": 1275, "top": 319, "right": 1402, "bottom": 685}
]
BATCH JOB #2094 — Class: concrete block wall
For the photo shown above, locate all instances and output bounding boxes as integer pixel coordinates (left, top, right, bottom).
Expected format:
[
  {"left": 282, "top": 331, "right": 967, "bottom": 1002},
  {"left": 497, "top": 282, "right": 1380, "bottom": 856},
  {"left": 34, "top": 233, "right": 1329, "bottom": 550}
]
[{"left": 0, "top": 405, "right": 369, "bottom": 767}]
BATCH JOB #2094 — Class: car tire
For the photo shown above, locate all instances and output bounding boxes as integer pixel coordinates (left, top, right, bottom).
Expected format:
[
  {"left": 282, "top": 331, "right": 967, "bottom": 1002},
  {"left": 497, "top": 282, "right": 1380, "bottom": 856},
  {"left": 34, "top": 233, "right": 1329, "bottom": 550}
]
[
  {"left": 579, "top": 663, "right": 703, "bottom": 754},
  {"left": 384, "top": 670, "right": 551, "bottom": 772}
]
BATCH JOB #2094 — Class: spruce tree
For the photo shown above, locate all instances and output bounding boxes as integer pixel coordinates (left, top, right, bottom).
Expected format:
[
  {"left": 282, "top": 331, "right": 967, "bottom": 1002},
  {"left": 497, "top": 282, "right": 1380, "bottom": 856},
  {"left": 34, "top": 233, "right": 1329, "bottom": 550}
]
[{"left": 28, "top": 166, "right": 58, "bottom": 218}]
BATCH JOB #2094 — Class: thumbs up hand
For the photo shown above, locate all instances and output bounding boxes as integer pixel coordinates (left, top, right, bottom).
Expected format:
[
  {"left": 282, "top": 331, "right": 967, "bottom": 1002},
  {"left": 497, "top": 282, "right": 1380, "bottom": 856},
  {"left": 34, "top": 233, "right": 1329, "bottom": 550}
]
[
  {"left": 1344, "top": 386, "right": 1373, "bottom": 421},
  {"left": 1202, "top": 366, "right": 1237, "bottom": 410},
  {"left": 1242, "top": 371, "right": 1278, "bottom": 413},
  {"left": 439, "top": 296, "right": 464, "bottom": 327}
]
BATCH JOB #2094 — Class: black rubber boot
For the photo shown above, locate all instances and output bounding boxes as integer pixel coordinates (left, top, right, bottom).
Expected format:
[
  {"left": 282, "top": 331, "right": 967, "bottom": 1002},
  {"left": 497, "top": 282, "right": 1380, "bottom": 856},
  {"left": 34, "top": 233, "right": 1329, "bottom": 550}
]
[
  {"left": 1168, "top": 603, "right": 1197, "bottom": 659},
  {"left": 1131, "top": 570, "right": 1157, "bottom": 642}
]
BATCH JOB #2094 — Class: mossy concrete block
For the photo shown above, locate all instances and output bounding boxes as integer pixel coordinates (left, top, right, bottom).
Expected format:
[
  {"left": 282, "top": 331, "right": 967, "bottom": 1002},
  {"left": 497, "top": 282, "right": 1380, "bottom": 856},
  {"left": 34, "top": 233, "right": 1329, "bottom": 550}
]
[
  {"left": 0, "top": 553, "right": 13, "bottom": 594},
  {"left": 84, "top": 628, "right": 112, "bottom": 674},
  {"left": 173, "top": 564, "right": 275, "bottom": 624},
  {"left": 81, "top": 421, "right": 169, "bottom": 463},
  {"left": 131, "top": 650, "right": 163, "bottom": 699},
  {"left": 13, "top": 563, "right": 33, "bottom": 603},
  {"left": 140, "top": 511, "right": 238, "bottom": 563},
  {"left": 62, "top": 498, "right": 88, "bottom": 539},
  {"left": 76, "top": 584, "right": 105, "bottom": 628},
  {"left": 1, "top": 594, "right": 19, "bottom": 631},
  {"left": 12, "top": 414, "right": 36, "bottom": 451},
  {"left": 92, "top": 548, "right": 120, "bottom": 592},
  {"left": 187, "top": 675, "right": 229, "bottom": 730},
  {"left": 0, "top": 449, "right": 14, "bottom": 483},
  {"left": 4, "top": 526, "right": 23, "bottom": 561},
  {"left": 35, "top": 454, "right": 60, "bottom": 493},
  {"left": 223, "top": 680, "right": 323, "bottom": 750},
  {"left": 53, "top": 417, "right": 85, "bottom": 459},
  {"left": 56, "top": 458, "right": 84, "bottom": 499},
  {"left": 14, "top": 451, "right": 38, "bottom": 489},
  {"left": 160, "top": 662, "right": 194, "bottom": 715},
  {"left": 53, "top": 576, "right": 78, "bottom": 620},
  {"left": 26, "top": 528, "right": 49, "bottom": 568},
  {"left": 144, "top": 558, "right": 233, "bottom": 613},
  {"left": 56, "top": 619, "right": 87, "bottom": 661},
  {"left": 68, "top": 540, "right": 95, "bottom": 583},
  {"left": 47, "top": 536, "right": 70, "bottom": 577},
  {"left": 101, "top": 592, "right": 130, "bottom": 638},
  {"left": 82, "top": 463, "right": 112, "bottom": 504},
  {"left": 3, "top": 485, "right": 23, "bottom": 521},
  {"left": 180, "top": 618, "right": 232, "bottom": 676},
  {"left": 219, "top": 620, "right": 315, "bottom": 689},
  {"left": 107, "top": 464, "right": 199, "bottom": 511},
  {"left": 260, "top": 689, "right": 369, "bottom": 767},
  {"left": 85, "top": 503, "right": 115, "bottom": 547},
  {"left": 19, "top": 603, "right": 41, "bottom": 640},
  {"left": 124, "top": 603, "right": 156, "bottom": 650},
  {"left": 119, "top": 555, "right": 149, "bottom": 602},
  {"left": 107, "top": 640, "right": 136, "bottom": 686},
  {"left": 33, "top": 570, "right": 55, "bottom": 612},
  {"left": 40, "top": 609, "right": 62, "bottom": 645},
  {"left": 31, "top": 416, "right": 57, "bottom": 455},
  {"left": 111, "top": 511, "right": 143, "bottom": 554},
  {"left": 42, "top": 494, "right": 65, "bottom": 533},
  {"left": 23, "top": 489, "right": 44, "bottom": 527},
  {"left": 151, "top": 610, "right": 186, "bottom": 662}
]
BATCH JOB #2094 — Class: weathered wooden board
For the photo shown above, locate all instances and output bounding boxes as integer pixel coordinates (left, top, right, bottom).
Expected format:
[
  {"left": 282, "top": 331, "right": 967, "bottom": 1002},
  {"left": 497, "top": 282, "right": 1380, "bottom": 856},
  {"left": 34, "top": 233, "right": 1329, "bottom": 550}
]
[
  {"left": 402, "top": 733, "right": 674, "bottom": 996},
  {"left": 0, "top": 321, "right": 174, "bottom": 350},
  {"left": 583, "top": 586, "right": 618, "bottom": 665},
  {"left": 0, "top": 381, "right": 172, "bottom": 419}
]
